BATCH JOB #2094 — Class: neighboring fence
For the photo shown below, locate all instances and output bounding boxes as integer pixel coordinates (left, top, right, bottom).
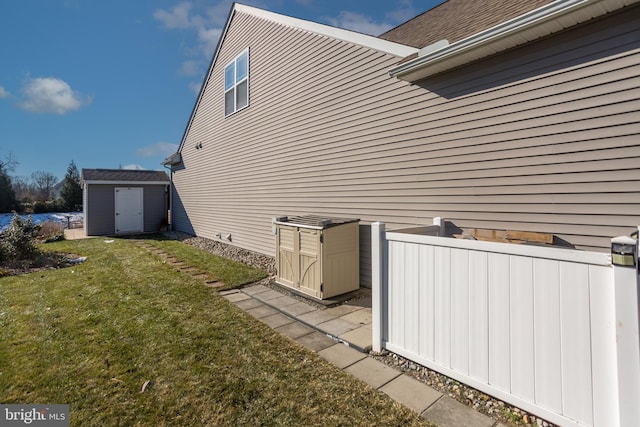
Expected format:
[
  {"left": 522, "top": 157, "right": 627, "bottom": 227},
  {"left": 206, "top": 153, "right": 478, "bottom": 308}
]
[{"left": 371, "top": 221, "right": 640, "bottom": 427}]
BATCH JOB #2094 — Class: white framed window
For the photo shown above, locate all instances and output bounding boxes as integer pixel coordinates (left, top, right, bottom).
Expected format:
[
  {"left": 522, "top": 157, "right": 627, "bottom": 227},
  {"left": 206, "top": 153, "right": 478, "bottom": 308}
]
[{"left": 224, "top": 48, "right": 249, "bottom": 117}]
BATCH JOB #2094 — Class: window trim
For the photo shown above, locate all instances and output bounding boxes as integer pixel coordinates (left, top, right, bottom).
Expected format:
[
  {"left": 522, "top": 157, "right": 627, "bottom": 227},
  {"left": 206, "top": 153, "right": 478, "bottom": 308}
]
[{"left": 224, "top": 48, "right": 249, "bottom": 117}]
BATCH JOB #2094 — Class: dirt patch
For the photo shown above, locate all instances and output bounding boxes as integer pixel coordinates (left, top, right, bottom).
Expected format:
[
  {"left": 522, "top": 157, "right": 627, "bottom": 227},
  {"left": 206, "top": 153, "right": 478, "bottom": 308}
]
[{"left": 0, "top": 253, "right": 84, "bottom": 277}]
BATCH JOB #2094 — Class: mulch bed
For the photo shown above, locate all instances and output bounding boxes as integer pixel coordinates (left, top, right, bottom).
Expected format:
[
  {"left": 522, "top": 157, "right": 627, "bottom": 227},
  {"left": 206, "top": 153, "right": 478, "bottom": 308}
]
[{"left": 0, "top": 253, "right": 83, "bottom": 277}]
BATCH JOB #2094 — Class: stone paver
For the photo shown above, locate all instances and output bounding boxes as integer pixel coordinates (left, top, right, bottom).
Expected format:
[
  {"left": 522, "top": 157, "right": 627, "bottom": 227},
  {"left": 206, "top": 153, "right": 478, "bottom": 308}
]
[
  {"left": 259, "top": 313, "right": 295, "bottom": 328},
  {"left": 246, "top": 305, "right": 278, "bottom": 319},
  {"left": 205, "top": 280, "right": 225, "bottom": 289},
  {"left": 63, "top": 229, "right": 88, "bottom": 240},
  {"left": 234, "top": 298, "right": 263, "bottom": 310},
  {"left": 251, "top": 289, "right": 284, "bottom": 301},
  {"left": 340, "top": 308, "right": 371, "bottom": 325},
  {"left": 345, "top": 357, "right": 401, "bottom": 389},
  {"left": 422, "top": 396, "right": 495, "bottom": 427},
  {"left": 324, "top": 304, "right": 362, "bottom": 317},
  {"left": 223, "top": 292, "right": 251, "bottom": 303},
  {"left": 296, "top": 331, "right": 336, "bottom": 352},
  {"left": 275, "top": 321, "right": 315, "bottom": 340},
  {"left": 318, "top": 343, "right": 367, "bottom": 369},
  {"left": 279, "top": 301, "right": 317, "bottom": 317},
  {"left": 267, "top": 295, "right": 299, "bottom": 309},
  {"left": 227, "top": 286, "right": 498, "bottom": 427},
  {"left": 346, "top": 295, "right": 372, "bottom": 308},
  {"left": 241, "top": 284, "right": 271, "bottom": 295},
  {"left": 380, "top": 374, "right": 442, "bottom": 414},
  {"left": 316, "top": 317, "right": 358, "bottom": 337},
  {"left": 297, "top": 310, "right": 336, "bottom": 326},
  {"left": 338, "top": 324, "right": 372, "bottom": 351}
]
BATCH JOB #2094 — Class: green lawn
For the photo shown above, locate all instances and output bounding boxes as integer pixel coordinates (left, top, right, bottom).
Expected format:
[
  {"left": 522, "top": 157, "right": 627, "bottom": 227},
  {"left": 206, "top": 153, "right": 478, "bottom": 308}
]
[{"left": 0, "top": 237, "right": 426, "bottom": 426}]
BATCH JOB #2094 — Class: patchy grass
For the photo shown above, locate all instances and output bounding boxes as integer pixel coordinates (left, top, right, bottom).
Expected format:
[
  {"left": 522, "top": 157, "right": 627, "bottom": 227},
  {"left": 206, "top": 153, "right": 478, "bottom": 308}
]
[
  {"left": 137, "top": 236, "right": 267, "bottom": 289},
  {"left": 0, "top": 238, "right": 426, "bottom": 426}
]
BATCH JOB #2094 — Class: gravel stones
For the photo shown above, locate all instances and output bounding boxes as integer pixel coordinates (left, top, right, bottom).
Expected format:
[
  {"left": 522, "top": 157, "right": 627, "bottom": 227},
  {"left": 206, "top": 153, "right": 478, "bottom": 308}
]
[
  {"left": 165, "top": 231, "right": 276, "bottom": 275},
  {"left": 370, "top": 350, "right": 556, "bottom": 427}
]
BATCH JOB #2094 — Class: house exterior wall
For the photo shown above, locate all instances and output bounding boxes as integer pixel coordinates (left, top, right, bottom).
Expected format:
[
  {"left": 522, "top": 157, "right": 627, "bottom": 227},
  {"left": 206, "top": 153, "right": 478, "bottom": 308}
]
[
  {"left": 142, "top": 185, "right": 168, "bottom": 233},
  {"left": 85, "top": 184, "right": 168, "bottom": 235},
  {"left": 171, "top": 6, "right": 640, "bottom": 286}
]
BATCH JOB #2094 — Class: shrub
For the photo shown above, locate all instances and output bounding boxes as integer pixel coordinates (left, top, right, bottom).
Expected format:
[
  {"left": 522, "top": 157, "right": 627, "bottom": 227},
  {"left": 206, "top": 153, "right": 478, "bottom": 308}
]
[
  {"left": 32, "top": 200, "right": 63, "bottom": 214},
  {"left": 0, "top": 214, "right": 40, "bottom": 265},
  {"left": 36, "top": 220, "right": 65, "bottom": 243},
  {"left": 32, "top": 201, "right": 47, "bottom": 214}
]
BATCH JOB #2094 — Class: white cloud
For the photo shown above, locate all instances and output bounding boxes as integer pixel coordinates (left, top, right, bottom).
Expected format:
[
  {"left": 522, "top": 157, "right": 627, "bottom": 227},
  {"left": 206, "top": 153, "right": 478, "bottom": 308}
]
[
  {"left": 0, "top": 86, "right": 9, "bottom": 98},
  {"left": 325, "top": 11, "right": 393, "bottom": 36},
  {"left": 122, "top": 164, "right": 145, "bottom": 170},
  {"left": 154, "top": 1, "right": 232, "bottom": 90},
  {"left": 188, "top": 81, "right": 202, "bottom": 94},
  {"left": 153, "top": 2, "right": 201, "bottom": 30},
  {"left": 384, "top": 0, "right": 419, "bottom": 26},
  {"left": 136, "top": 142, "right": 179, "bottom": 158},
  {"left": 179, "top": 60, "right": 203, "bottom": 76},
  {"left": 20, "top": 77, "right": 89, "bottom": 114},
  {"left": 203, "top": 1, "right": 235, "bottom": 27},
  {"left": 197, "top": 27, "right": 222, "bottom": 56}
]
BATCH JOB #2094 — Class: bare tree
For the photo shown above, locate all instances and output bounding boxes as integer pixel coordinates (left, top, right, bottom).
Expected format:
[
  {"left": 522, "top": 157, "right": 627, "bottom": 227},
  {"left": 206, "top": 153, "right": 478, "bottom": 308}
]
[
  {"left": 0, "top": 150, "right": 18, "bottom": 173},
  {"left": 11, "top": 176, "right": 37, "bottom": 202},
  {"left": 31, "top": 171, "right": 58, "bottom": 201}
]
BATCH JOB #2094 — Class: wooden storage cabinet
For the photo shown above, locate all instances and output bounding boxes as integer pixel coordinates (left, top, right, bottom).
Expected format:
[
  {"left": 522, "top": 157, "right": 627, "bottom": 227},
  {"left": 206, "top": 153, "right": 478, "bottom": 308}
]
[{"left": 274, "top": 215, "right": 359, "bottom": 299}]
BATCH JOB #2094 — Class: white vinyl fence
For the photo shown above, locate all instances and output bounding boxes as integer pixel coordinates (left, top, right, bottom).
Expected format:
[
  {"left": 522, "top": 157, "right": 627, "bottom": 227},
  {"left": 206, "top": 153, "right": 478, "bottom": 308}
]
[{"left": 371, "top": 222, "right": 640, "bottom": 427}]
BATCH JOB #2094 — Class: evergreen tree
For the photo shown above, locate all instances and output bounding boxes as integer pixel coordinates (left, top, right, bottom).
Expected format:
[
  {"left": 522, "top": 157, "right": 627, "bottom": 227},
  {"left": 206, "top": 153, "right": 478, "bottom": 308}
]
[
  {"left": 0, "top": 163, "right": 18, "bottom": 213},
  {"left": 60, "top": 160, "right": 82, "bottom": 211}
]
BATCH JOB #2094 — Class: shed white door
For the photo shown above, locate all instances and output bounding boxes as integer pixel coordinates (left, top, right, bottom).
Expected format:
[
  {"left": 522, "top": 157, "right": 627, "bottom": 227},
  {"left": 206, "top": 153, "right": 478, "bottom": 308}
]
[{"left": 115, "top": 187, "right": 143, "bottom": 234}]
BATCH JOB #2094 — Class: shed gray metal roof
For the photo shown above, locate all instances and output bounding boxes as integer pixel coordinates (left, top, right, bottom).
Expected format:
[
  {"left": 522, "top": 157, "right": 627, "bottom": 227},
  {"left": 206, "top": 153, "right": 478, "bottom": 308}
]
[{"left": 81, "top": 168, "right": 169, "bottom": 183}]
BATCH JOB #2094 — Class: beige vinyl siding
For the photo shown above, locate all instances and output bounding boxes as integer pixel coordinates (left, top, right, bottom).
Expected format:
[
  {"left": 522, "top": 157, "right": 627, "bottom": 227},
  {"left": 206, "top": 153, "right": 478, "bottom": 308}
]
[{"left": 172, "top": 6, "right": 640, "bottom": 286}]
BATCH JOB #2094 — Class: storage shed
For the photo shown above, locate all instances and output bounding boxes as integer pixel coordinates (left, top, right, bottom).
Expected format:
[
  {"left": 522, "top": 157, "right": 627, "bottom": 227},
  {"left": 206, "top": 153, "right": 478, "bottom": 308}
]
[
  {"left": 274, "top": 215, "right": 360, "bottom": 300},
  {"left": 81, "top": 169, "right": 170, "bottom": 236}
]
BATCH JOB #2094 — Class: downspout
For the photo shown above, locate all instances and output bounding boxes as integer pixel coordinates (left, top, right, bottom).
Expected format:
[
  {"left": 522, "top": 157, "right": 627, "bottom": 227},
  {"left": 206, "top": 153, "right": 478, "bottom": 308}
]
[{"left": 163, "top": 163, "right": 173, "bottom": 232}]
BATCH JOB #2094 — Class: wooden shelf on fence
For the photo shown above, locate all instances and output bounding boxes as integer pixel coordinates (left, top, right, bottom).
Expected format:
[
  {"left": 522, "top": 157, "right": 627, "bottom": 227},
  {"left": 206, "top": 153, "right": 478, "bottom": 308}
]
[{"left": 454, "top": 228, "right": 554, "bottom": 245}]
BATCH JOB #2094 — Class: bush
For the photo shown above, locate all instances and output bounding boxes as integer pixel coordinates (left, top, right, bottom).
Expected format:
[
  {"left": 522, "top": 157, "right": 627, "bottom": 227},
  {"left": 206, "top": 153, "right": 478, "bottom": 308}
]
[
  {"left": 0, "top": 214, "right": 40, "bottom": 265},
  {"left": 36, "top": 220, "right": 65, "bottom": 243},
  {"left": 32, "top": 200, "right": 63, "bottom": 214}
]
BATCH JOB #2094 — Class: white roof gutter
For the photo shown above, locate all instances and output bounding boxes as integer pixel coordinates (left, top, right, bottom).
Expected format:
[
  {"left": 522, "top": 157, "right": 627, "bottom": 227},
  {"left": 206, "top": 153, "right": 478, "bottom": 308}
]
[
  {"left": 162, "top": 152, "right": 181, "bottom": 166},
  {"left": 389, "top": 0, "right": 639, "bottom": 82},
  {"left": 83, "top": 181, "right": 170, "bottom": 186}
]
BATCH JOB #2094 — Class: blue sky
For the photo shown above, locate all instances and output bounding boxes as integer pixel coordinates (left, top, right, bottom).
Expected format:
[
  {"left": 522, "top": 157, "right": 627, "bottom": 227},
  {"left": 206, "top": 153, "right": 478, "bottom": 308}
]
[{"left": 0, "top": 0, "right": 443, "bottom": 182}]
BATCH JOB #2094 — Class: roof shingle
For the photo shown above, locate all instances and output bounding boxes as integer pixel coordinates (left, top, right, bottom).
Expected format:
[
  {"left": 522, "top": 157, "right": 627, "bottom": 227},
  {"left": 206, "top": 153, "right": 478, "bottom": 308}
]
[
  {"left": 379, "top": 0, "right": 555, "bottom": 49},
  {"left": 81, "top": 168, "right": 169, "bottom": 183}
]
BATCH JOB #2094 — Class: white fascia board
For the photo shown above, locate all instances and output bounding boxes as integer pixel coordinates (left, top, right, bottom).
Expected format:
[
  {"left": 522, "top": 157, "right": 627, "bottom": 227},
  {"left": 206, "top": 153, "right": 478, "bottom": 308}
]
[
  {"left": 162, "top": 152, "right": 181, "bottom": 166},
  {"left": 234, "top": 4, "right": 418, "bottom": 58},
  {"left": 84, "top": 181, "right": 169, "bottom": 186},
  {"left": 389, "top": 0, "right": 639, "bottom": 82}
]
